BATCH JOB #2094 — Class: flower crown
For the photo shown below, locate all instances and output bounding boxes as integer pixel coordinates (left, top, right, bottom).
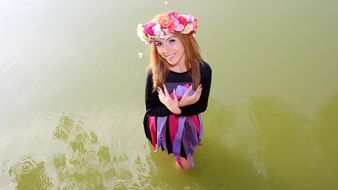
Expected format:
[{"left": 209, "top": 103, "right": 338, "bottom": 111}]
[{"left": 137, "top": 11, "right": 198, "bottom": 45}]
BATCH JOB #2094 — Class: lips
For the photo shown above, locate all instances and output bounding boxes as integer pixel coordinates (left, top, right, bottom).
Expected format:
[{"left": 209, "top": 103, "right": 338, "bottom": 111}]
[{"left": 165, "top": 53, "right": 175, "bottom": 60}]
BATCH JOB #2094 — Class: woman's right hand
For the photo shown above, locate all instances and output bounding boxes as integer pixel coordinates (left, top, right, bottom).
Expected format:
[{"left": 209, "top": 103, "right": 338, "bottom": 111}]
[
  {"left": 178, "top": 84, "right": 202, "bottom": 107},
  {"left": 157, "top": 85, "right": 182, "bottom": 115}
]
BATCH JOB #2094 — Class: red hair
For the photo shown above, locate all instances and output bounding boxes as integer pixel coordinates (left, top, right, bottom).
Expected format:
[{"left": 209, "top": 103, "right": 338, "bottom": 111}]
[{"left": 149, "top": 32, "right": 202, "bottom": 90}]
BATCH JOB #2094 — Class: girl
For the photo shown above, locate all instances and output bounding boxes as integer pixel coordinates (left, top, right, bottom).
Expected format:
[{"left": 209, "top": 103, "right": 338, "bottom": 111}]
[{"left": 137, "top": 11, "right": 212, "bottom": 170}]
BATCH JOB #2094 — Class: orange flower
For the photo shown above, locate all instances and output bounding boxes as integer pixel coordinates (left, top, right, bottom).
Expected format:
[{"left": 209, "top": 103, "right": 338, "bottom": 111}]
[{"left": 158, "top": 15, "right": 175, "bottom": 31}]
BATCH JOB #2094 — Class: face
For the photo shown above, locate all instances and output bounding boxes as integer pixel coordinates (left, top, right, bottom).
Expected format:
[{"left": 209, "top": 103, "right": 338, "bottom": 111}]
[{"left": 154, "top": 33, "right": 185, "bottom": 67}]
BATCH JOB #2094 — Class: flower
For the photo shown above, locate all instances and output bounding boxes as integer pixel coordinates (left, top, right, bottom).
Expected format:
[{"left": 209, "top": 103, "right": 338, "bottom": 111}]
[
  {"left": 137, "top": 23, "right": 146, "bottom": 42},
  {"left": 182, "top": 23, "right": 194, "bottom": 34},
  {"left": 143, "top": 22, "right": 156, "bottom": 36},
  {"left": 158, "top": 15, "right": 171, "bottom": 28},
  {"left": 178, "top": 16, "right": 187, "bottom": 27},
  {"left": 136, "top": 11, "right": 198, "bottom": 45},
  {"left": 153, "top": 24, "right": 165, "bottom": 39}
]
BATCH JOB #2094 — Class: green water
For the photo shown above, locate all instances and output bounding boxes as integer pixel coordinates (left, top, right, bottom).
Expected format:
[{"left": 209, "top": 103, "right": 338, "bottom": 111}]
[{"left": 1, "top": 0, "right": 337, "bottom": 189}]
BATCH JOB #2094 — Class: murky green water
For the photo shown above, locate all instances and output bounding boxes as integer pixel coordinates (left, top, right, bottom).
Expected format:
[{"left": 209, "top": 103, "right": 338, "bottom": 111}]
[{"left": 1, "top": 0, "right": 337, "bottom": 189}]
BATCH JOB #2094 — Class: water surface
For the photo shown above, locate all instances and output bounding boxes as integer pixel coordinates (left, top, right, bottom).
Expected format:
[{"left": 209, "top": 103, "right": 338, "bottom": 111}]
[{"left": 1, "top": 0, "right": 338, "bottom": 189}]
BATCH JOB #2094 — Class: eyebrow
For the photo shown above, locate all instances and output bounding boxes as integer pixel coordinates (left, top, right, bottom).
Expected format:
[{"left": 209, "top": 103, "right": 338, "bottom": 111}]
[{"left": 154, "top": 36, "right": 175, "bottom": 43}]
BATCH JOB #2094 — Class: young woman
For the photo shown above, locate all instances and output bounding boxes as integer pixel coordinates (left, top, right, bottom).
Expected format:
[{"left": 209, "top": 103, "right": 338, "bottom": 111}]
[{"left": 137, "top": 11, "right": 212, "bottom": 170}]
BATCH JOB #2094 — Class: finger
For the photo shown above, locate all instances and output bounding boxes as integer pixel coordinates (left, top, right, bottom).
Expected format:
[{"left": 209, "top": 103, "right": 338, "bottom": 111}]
[
  {"left": 196, "top": 86, "right": 202, "bottom": 96},
  {"left": 195, "top": 89, "right": 202, "bottom": 100},
  {"left": 192, "top": 85, "right": 201, "bottom": 96},
  {"left": 157, "top": 88, "right": 165, "bottom": 98},
  {"left": 196, "top": 89, "right": 202, "bottom": 101},
  {"left": 163, "top": 85, "right": 170, "bottom": 96},
  {"left": 157, "top": 87, "right": 162, "bottom": 94},
  {"left": 196, "top": 84, "right": 202, "bottom": 92},
  {"left": 173, "top": 89, "right": 178, "bottom": 100},
  {"left": 191, "top": 87, "right": 201, "bottom": 101},
  {"left": 184, "top": 85, "right": 193, "bottom": 96}
]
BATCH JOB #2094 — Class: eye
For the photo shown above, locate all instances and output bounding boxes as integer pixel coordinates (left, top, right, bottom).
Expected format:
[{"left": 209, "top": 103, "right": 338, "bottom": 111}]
[
  {"left": 155, "top": 42, "right": 162, "bottom": 47},
  {"left": 169, "top": 39, "right": 176, "bottom": 44}
]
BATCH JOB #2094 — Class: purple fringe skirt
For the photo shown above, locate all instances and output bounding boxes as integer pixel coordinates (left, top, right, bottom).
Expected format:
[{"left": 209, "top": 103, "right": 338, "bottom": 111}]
[{"left": 144, "top": 114, "right": 203, "bottom": 168}]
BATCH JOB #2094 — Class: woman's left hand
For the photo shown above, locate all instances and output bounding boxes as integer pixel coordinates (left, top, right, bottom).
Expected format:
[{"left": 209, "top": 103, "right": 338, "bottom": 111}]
[{"left": 178, "top": 84, "right": 202, "bottom": 107}]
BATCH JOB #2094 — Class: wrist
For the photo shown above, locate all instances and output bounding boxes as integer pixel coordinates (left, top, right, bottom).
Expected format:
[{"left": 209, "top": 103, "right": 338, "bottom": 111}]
[
  {"left": 171, "top": 106, "right": 181, "bottom": 115},
  {"left": 175, "top": 107, "right": 182, "bottom": 115},
  {"left": 178, "top": 101, "right": 186, "bottom": 108}
]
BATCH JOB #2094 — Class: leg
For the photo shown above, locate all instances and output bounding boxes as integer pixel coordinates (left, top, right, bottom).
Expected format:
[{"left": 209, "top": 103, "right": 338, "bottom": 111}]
[{"left": 176, "top": 156, "right": 192, "bottom": 170}]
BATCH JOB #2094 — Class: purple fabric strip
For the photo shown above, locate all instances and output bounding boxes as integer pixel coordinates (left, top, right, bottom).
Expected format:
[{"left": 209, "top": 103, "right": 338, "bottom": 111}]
[
  {"left": 175, "top": 85, "right": 195, "bottom": 97},
  {"left": 161, "top": 122, "right": 168, "bottom": 154},
  {"left": 182, "top": 118, "right": 199, "bottom": 156},
  {"left": 198, "top": 114, "right": 203, "bottom": 142},
  {"left": 172, "top": 117, "right": 186, "bottom": 158},
  {"left": 156, "top": 116, "right": 167, "bottom": 152}
]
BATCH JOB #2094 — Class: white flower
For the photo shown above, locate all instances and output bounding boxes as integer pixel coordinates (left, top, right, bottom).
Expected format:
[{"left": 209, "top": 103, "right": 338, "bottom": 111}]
[
  {"left": 173, "top": 20, "right": 184, "bottom": 31},
  {"left": 152, "top": 24, "right": 162, "bottom": 36},
  {"left": 182, "top": 15, "right": 194, "bottom": 23},
  {"left": 137, "top": 23, "right": 146, "bottom": 42}
]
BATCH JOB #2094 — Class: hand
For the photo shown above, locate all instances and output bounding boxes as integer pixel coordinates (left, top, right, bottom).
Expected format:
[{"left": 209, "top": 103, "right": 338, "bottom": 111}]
[
  {"left": 178, "top": 84, "right": 202, "bottom": 107},
  {"left": 157, "top": 85, "right": 182, "bottom": 115}
]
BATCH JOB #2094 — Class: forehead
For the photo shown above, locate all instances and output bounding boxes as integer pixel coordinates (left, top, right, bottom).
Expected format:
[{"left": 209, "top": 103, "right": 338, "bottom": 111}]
[{"left": 155, "top": 33, "right": 176, "bottom": 42}]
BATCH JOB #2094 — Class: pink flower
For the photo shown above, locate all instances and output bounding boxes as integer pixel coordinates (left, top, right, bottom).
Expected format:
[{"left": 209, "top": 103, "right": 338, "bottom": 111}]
[
  {"left": 168, "top": 11, "right": 179, "bottom": 19},
  {"left": 158, "top": 15, "right": 175, "bottom": 31},
  {"left": 143, "top": 22, "right": 156, "bottom": 36}
]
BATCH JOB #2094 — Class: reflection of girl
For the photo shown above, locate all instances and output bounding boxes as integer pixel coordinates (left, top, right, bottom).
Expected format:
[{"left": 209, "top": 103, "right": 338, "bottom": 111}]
[{"left": 137, "top": 11, "right": 212, "bottom": 170}]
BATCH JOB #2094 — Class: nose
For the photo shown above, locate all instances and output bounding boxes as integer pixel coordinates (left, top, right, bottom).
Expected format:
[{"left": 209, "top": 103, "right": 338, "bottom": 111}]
[
  {"left": 161, "top": 42, "right": 171, "bottom": 54},
  {"left": 162, "top": 44, "right": 169, "bottom": 53}
]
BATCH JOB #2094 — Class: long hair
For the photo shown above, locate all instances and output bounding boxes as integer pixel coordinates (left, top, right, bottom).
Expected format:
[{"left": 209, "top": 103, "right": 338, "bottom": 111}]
[{"left": 149, "top": 32, "right": 202, "bottom": 90}]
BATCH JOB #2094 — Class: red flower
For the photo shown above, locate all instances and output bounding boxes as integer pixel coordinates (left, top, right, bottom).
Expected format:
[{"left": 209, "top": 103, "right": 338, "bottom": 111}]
[{"left": 178, "top": 16, "right": 187, "bottom": 27}]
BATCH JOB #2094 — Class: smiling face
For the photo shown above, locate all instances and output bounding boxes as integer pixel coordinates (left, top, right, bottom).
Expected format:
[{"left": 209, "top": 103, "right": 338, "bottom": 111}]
[{"left": 154, "top": 33, "right": 185, "bottom": 67}]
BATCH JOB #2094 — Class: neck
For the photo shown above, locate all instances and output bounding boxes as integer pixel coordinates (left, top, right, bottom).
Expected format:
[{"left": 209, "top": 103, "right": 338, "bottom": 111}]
[{"left": 169, "top": 62, "right": 187, "bottom": 73}]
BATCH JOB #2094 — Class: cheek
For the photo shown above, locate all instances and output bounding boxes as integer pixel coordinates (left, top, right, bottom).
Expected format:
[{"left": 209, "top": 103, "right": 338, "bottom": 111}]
[
  {"left": 175, "top": 46, "right": 184, "bottom": 55},
  {"left": 157, "top": 48, "right": 165, "bottom": 56}
]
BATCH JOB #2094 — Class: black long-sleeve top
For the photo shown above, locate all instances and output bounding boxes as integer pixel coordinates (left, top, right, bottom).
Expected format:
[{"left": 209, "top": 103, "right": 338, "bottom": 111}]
[{"left": 144, "top": 61, "right": 212, "bottom": 117}]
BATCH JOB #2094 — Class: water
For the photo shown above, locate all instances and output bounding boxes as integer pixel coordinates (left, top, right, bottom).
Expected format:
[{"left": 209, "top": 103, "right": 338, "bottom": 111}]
[{"left": 1, "top": 0, "right": 338, "bottom": 189}]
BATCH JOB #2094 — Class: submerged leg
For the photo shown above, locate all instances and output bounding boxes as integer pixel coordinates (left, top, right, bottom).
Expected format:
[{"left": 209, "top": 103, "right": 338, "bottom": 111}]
[{"left": 176, "top": 156, "right": 192, "bottom": 170}]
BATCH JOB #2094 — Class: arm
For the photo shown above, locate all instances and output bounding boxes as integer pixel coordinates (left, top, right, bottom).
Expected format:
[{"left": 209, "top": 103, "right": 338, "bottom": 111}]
[
  {"left": 180, "top": 62, "right": 212, "bottom": 116},
  {"left": 145, "top": 70, "right": 172, "bottom": 116}
]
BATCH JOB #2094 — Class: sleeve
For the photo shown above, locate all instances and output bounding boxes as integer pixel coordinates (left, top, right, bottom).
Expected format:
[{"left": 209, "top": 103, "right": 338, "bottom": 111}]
[
  {"left": 180, "top": 61, "right": 212, "bottom": 116},
  {"left": 145, "top": 70, "right": 172, "bottom": 116}
]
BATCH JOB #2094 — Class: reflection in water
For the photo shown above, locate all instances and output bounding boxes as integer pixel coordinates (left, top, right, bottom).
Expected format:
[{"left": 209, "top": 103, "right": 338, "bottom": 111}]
[
  {"left": 248, "top": 95, "right": 309, "bottom": 186},
  {"left": 5, "top": 93, "right": 338, "bottom": 189},
  {"left": 8, "top": 156, "right": 52, "bottom": 190},
  {"left": 311, "top": 92, "right": 338, "bottom": 188},
  {"left": 199, "top": 94, "right": 338, "bottom": 189},
  {"left": 8, "top": 115, "right": 155, "bottom": 189},
  {"left": 248, "top": 94, "right": 338, "bottom": 189},
  {"left": 204, "top": 98, "right": 270, "bottom": 181}
]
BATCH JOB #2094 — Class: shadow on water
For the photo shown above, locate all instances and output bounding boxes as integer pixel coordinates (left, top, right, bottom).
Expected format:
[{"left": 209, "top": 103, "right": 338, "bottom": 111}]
[{"left": 8, "top": 115, "right": 156, "bottom": 190}]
